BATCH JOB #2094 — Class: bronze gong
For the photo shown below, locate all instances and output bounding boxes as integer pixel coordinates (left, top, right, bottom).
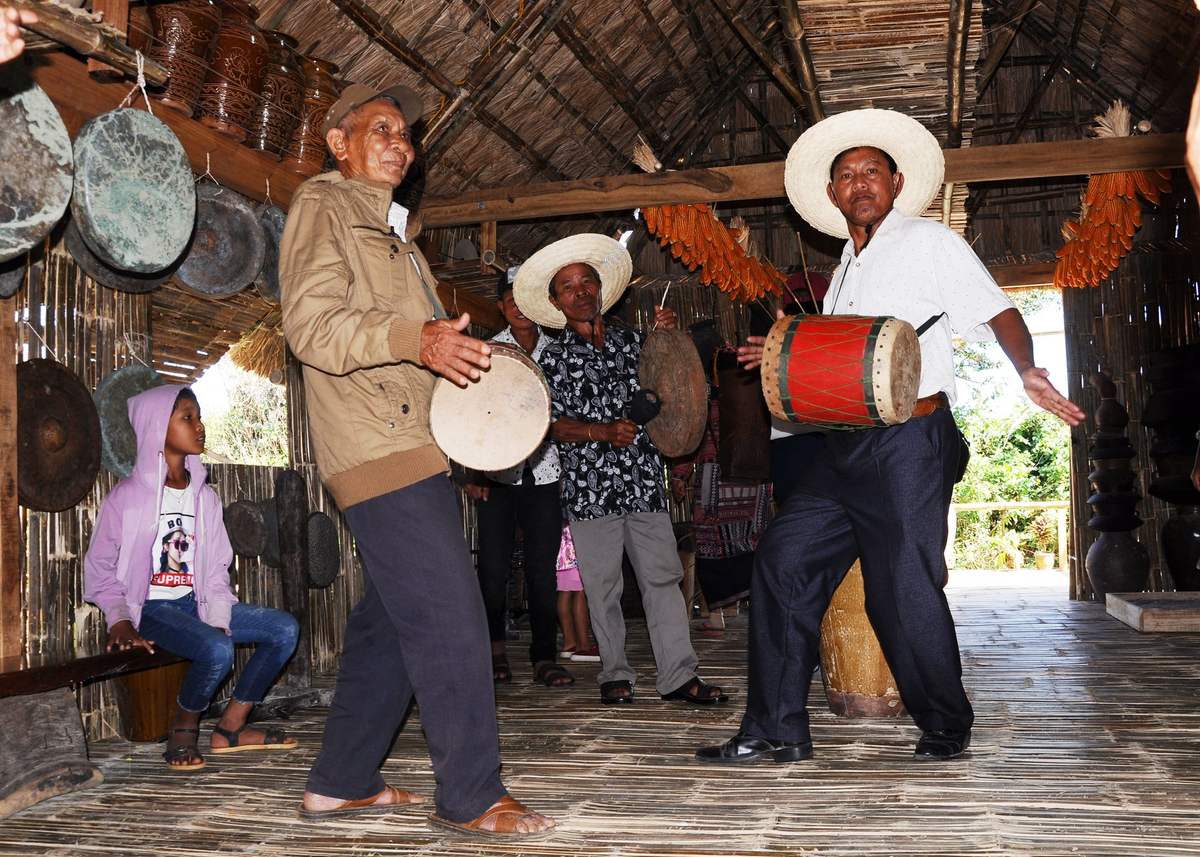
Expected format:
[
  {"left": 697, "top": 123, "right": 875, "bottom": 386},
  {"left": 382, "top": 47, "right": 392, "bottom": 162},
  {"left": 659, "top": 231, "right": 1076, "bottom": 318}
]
[
  {"left": 638, "top": 328, "right": 708, "bottom": 458},
  {"left": 17, "top": 359, "right": 102, "bottom": 512}
]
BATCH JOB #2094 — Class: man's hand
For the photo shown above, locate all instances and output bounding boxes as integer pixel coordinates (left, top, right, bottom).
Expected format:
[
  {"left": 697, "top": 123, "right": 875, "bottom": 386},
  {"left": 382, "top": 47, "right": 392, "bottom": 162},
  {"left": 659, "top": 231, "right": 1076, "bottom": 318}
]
[
  {"left": 1021, "top": 367, "right": 1085, "bottom": 427},
  {"left": 1190, "top": 454, "right": 1199, "bottom": 493},
  {"left": 605, "top": 419, "right": 639, "bottom": 448},
  {"left": 736, "top": 308, "right": 785, "bottom": 370},
  {"left": 466, "top": 483, "right": 490, "bottom": 502},
  {"left": 1186, "top": 71, "right": 1200, "bottom": 198},
  {"left": 1, "top": 6, "right": 37, "bottom": 64},
  {"left": 106, "top": 620, "right": 155, "bottom": 654},
  {"left": 420, "top": 313, "right": 491, "bottom": 386},
  {"left": 652, "top": 306, "right": 678, "bottom": 331}
]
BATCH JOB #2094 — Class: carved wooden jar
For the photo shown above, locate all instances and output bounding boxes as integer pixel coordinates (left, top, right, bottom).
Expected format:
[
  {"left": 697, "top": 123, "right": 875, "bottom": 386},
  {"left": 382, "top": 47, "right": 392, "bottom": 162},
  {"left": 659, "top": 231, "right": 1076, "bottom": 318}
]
[
  {"left": 244, "top": 30, "right": 305, "bottom": 158},
  {"left": 282, "top": 57, "right": 339, "bottom": 177},
  {"left": 146, "top": 0, "right": 222, "bottom": 118},
  {"left": 198, "top": 0, "right": 268, "bottom": 142}
]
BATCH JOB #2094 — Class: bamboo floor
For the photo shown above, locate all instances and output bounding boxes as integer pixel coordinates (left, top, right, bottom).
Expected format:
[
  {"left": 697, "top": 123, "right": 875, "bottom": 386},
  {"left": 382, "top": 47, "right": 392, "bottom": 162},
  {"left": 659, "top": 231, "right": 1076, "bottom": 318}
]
[{"left": 2, "top": 582, "right": 1199, "bottom": 856}]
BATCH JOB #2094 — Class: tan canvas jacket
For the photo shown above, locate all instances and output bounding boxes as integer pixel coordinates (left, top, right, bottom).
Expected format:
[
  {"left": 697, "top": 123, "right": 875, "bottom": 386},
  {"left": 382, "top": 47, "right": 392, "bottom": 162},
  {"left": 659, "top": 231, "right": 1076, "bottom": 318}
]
[{"left": 280, "top": 171, "right": 449, "bottom": 510}]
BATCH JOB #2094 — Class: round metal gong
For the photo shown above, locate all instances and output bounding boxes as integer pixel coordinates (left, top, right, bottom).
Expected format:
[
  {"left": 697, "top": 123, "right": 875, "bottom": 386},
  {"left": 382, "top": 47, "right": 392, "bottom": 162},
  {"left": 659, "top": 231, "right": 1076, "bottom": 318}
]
[
  {"left": 306, "top": 511, "right": 340, "bottom": 588},
  {"left": 176, "top": 185, "right": 267, "bottom": 299},
  {"left": 0, "top": 77, "right": 73, "bottom": 264},
  {"left": 65, "top": 218, "right": 182, "bottom": 294},
  {"left": 224, "top": 500, "right": 268, "bottom": 557},
  {"left": 93, "top": 364, "right": 166, "bottom": 477},
  {"left": 71, "top": 108, "right": 196, "bottom": 273},
  {"left": 253, "top": 204, "right": 286, "bottom": 304},
  {"left": 639, "top": 329, "right": 708, "bottom": 458},
  {"left": 17, "top": 359, "right": 102, "bottom": 512}
]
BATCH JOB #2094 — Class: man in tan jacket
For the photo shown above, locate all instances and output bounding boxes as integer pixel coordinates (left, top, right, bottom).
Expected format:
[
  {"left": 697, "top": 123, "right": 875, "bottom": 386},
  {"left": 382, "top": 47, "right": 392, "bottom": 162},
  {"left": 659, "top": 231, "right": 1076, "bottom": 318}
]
[{"left": 281, "top": 83, "right": 553, "bottom": 837}]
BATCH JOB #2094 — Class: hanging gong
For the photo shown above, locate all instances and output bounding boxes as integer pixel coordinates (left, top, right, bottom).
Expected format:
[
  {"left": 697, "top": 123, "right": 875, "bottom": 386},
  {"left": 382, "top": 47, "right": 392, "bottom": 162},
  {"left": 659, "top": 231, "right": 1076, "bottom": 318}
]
[
  {"left": 93, "top": 364, "right": 166, "bottom": 477},
  {"left": 65, "top": 219, "right": 182, "bottom": 294},
  {"left": 1, "top": 250, "right": 42, "bottom": 299},
  {"left": 224, "top": 499, "right": 267, "bottom": 557},
  {"left": 306, "top": 511, "right": 340, "bottom": 588},
  {"left": 258, "top": 497, "right": 281, "bottom": 568},
  {"left": 71, "top": 108, "right": 196, "bottom": 274},
  {"left": 253, "top": 203, "right": 286, "bottom": 304},
  {"left": 638, "top": 328, "right": 708, "bottom": 458},
  {"left": 176, "top": 185, "right": 267, "bottom": 299},
  {"left": 0, "top": 74, "right": 73, "bottom": 264},
  {"left": 17, "top": 359, "right": 102, "bottom": 512}
]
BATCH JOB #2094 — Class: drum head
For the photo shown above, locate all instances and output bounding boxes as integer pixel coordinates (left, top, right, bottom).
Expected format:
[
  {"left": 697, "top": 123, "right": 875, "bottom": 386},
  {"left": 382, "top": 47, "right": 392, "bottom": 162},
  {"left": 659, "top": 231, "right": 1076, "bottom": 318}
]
[
  {"left": 639, "top": 329, "right": 707, "bottom": 458},
  {"left": 429, "top": 343, "right": 551, "bottom": 471},
  {"left": 71, "top": 108, "right": 196, "bottom": 273},
  {"left": 176, "top": 185, "right": 267, "bottom": 299},
  {"left": 94, "top": 364, "right": 167, "bottom": 477},
  {"left": 65, "top": 218, "right": 182, "bottom": 294},
  {"left": 306, "top": 511, "right": 340, "bottom": 588},
  {"left": 870, "top": 318, "right": 921, "bottom": 425},
  {"left": 17, "top": 359, "right": 101, "bottom": 512},
  {"left": 0, "top": 75, "right": 73, "bottom": 264},
  {"left": 253, "top": 204, "right": 286, "bottom": 303},
  {"left": 224, "top": 500, "right": 267, "bottom": 557}
]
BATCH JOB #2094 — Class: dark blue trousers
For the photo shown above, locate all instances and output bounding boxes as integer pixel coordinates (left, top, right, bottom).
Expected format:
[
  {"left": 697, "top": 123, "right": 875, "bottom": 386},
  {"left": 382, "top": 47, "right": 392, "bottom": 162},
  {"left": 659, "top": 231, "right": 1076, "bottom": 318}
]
[
  {"left": 305, "top": 476, "right": 505, "bottom": 822},
  {"left": 743, "top": 409, "right": 974, "bottom": 743}
]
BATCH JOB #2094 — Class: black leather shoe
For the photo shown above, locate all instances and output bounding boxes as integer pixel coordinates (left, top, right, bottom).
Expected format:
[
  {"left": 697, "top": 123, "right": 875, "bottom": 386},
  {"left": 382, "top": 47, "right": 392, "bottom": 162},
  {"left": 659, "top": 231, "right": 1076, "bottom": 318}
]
[
  {"left": 695, "top": 733, "right": 813, "bottom": 764},
  {"left": 913, "top": 729, "right": 971, "bottom": 760}
]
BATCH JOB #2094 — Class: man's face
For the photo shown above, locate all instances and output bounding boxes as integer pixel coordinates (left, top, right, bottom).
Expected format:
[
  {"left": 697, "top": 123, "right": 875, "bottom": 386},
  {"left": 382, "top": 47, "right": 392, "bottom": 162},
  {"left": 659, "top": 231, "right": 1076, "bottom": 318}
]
[
  {"left": 497, "top": 290, "right": 534, "bottom": 331},
  {"left": 326, "top": 100, "right": 415, "bottom": 188},
  {"left": 164, "top": 397, "right": 205, "bottom": 457},
  {"left": 825, "top": 146, "right": 905, "bottom": 229},
  {"left": 548, "top": 263, "right": 602, "bottom": 324}
]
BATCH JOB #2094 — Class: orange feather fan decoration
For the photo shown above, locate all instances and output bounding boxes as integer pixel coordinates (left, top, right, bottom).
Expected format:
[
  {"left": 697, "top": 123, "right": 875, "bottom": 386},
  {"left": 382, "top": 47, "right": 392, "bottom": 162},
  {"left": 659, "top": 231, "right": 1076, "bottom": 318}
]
[{"left": 1053, "top": 102, "right": 1172, "bottom": 288}]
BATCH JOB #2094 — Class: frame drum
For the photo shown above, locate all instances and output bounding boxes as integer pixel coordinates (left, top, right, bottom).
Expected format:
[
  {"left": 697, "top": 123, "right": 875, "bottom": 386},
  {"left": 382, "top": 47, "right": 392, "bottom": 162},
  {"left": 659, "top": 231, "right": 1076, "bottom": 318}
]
[
  {"left": 429, "top": 343, "right": 551, "bottom": 472},
  {"left": 760, "top": 314, "right": 920, "bottom": 429}
]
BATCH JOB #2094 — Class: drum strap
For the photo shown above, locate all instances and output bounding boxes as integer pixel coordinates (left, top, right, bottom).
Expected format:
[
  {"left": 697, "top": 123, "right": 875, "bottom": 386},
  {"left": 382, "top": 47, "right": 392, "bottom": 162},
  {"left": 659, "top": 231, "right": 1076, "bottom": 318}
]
[{"left": 915, "top": 313, "right": 945, "bottom": 337}]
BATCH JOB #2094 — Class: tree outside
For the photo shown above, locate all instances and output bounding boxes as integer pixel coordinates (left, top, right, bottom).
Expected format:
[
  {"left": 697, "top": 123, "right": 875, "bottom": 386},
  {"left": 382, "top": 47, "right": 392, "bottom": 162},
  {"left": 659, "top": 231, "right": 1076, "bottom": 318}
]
[{"left": 199, "top": 359, "right": 288, "bottom": 467}]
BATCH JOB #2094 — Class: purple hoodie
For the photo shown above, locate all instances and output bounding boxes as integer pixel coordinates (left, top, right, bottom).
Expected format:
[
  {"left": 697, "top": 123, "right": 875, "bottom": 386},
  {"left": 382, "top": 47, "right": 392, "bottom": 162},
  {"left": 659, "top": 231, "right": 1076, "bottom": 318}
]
[{"left": 84, "top": 384, "right": 237, "bottom": 632}]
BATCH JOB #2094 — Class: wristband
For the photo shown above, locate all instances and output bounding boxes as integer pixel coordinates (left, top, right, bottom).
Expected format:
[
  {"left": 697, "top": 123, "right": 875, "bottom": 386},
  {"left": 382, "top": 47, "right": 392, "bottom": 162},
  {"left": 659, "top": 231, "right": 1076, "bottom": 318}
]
[{"left": 587, "top": 425, "right": 595, "bottom": 441}]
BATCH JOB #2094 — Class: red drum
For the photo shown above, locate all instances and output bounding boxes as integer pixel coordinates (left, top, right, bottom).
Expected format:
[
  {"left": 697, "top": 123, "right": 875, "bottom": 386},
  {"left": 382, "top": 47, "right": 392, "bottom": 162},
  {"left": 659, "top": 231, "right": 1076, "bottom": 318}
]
[{"left": 760, "top": 314, "right": 920, "bottom": 429}]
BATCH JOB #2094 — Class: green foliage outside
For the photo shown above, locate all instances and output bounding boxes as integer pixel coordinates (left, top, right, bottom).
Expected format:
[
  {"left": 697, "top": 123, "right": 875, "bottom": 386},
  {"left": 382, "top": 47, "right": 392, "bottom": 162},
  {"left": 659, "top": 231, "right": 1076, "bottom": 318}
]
[
  {"left": 201, "top": 362, "right": 289, "bottom": 467},
  {"left": 950, "top": 289, "right": 1071, "bottom": 569}
]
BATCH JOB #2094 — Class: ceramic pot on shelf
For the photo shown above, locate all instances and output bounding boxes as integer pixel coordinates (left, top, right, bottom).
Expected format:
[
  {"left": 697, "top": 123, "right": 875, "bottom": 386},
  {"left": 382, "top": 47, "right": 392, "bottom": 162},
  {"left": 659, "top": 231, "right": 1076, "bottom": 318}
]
[
  {"left": 197, "top": 0, "right": 268, "bottom": 142},
  {"left": 282, "top": 56, "right": 339, "bottom": 177},
  {"left": 244, "top": 30, "right": 305, "bottom": 158},
  {"left": 146, "top": 0, "right": 222, "bottom": 118}
]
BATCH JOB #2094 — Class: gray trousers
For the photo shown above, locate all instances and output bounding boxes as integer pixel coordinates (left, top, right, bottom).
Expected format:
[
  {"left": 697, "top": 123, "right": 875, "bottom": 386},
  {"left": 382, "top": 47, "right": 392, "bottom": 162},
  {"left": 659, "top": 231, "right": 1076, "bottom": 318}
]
[{"left": 568, "top": 511, "right": 698, "bottom": 695}]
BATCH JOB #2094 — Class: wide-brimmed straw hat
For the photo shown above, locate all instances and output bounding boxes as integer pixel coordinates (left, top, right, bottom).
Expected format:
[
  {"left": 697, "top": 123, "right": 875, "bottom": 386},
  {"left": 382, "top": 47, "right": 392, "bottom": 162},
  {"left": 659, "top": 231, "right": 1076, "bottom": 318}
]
[
  {"left": 784, "top": 108, "right": 945, "bottom": 239},
  {"left": 512, "top": 234, "right": 632, "bottom": 329}
]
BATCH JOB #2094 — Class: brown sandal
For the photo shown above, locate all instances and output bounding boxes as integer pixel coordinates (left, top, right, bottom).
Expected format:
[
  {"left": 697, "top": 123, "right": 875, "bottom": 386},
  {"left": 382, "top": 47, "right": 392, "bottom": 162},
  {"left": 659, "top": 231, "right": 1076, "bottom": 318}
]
[
  {"left": 429, "top": 795, "right": 555, "bottom": 838},
  {"left": 298, "top": 785, "right": 426, "bottom": 821}
]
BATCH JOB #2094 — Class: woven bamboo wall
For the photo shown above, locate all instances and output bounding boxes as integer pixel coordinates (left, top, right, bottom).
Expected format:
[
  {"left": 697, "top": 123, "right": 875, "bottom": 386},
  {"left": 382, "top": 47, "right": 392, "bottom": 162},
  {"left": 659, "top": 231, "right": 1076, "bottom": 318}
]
[{"left": 1062, "top": 179, "right": 1200, "bottom": 600}]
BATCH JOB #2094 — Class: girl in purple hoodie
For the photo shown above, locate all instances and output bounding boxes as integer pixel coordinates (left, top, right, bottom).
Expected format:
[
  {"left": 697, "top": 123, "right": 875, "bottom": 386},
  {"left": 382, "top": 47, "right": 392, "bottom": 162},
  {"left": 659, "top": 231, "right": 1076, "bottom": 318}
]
[{"left": 85, "top": 385, "right": 300, "bottom": 771}]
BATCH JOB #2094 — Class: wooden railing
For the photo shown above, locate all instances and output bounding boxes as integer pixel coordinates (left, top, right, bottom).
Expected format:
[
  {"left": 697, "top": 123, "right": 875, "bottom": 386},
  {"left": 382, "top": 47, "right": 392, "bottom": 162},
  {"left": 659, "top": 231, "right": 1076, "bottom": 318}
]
[{"left": 947, "top": 500, "right": 1070, "bottom": 571}]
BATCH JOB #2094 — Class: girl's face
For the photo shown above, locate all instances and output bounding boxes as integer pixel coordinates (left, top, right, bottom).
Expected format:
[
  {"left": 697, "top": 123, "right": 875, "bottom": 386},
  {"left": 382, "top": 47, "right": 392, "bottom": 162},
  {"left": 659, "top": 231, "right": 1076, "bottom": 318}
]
[{"left": 164, "top": 396, "right": 205, "bottom": 457}]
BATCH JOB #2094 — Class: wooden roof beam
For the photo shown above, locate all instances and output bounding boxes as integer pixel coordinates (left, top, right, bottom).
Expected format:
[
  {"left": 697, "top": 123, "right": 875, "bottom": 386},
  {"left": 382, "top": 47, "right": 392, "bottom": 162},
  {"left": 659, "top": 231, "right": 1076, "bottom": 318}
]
[
  {"left": 419, "top": 132, "right": 1186, "bottom": 226},
  {"left": 977, "top": 0, "right": 1037, "bottom": 98},
  {"left": 946, "top": 0, "right": 973, "bottom": 150},
  {"left": 551, "top": 11, "right": 667, "bottom": 153},
  {"left": 778, "top": 0, "right": 825, "bottom": 122},
  {"left": 328, "top": 0, "right": 566, "bottom": 181},
  {"left": 708, "top": 0, "right": 810, "bottom": 117}
]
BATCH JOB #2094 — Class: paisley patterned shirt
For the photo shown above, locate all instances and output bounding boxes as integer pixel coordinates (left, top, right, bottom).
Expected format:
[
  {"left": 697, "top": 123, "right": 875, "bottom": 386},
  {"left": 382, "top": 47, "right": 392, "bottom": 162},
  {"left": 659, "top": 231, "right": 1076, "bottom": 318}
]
[{"left": 539, "top": 325, "right": 668, "bottom": 522}]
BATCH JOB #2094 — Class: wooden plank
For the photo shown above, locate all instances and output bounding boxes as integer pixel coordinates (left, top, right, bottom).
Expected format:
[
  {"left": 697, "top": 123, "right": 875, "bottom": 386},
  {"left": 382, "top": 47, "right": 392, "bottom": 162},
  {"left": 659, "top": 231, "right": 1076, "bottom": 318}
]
[
  {"left": 0, "top": 298, "right": 20, "bottom": 664},
  {"left": 1106, "top": 592, "right": 1200, "bottom": 632},
  {"left": 86, "top": 0, "right": 128, "bottom": 80},
  {"left": 0, "top": 649, "right": 182, "bottom": 698},
  {"left": 421, "top": 134, "right": 1186, "bottom": 226},
  {"left": 12, "top": 0, "right": 166, "bottom": 85},
  {"left": 989, "top": 261, "right": 1056, "bottom": 290},
  {"left": 435, "top": 282, "right": 501, "bottom": 330},
  {"left": 31, "top": 52, "right": 303, "bottom": 210}
]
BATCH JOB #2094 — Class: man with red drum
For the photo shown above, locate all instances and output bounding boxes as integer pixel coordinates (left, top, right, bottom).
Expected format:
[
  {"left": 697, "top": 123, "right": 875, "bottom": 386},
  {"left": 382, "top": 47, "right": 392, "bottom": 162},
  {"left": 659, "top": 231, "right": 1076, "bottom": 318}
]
[{"left": 698, "top": 109, "right": 1084, "bottom": 766}]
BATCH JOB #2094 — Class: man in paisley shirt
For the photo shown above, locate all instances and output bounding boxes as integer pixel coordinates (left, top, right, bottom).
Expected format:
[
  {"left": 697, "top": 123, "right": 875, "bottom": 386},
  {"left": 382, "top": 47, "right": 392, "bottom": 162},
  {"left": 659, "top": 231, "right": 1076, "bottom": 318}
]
[{"left": 514, "top": 234, "right": 728, "bottom": 707}]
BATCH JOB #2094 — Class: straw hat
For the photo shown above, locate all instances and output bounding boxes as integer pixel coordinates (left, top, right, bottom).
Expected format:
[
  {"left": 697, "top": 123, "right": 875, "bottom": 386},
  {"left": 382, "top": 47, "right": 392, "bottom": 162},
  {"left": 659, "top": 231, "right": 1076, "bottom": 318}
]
[
  {"left": 512, "top": 234, "right": 632, "bottom": 329},
  {"left": 783, "top": 108, "right": 945, "bottom": 239}
]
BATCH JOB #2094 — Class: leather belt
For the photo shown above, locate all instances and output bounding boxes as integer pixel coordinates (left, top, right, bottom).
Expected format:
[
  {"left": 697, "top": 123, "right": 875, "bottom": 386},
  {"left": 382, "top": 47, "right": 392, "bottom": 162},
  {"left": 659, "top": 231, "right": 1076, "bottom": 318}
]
[{"left": 909, "top": 391, "right": 950, "bottom": 418}]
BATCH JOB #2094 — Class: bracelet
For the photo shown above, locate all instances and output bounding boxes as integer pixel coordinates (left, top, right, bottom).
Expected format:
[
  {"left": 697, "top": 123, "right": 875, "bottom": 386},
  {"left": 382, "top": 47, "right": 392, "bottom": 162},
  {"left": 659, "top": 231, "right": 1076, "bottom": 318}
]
[{"left": 587, "top": 425, "right": 595, "bottom": 441}]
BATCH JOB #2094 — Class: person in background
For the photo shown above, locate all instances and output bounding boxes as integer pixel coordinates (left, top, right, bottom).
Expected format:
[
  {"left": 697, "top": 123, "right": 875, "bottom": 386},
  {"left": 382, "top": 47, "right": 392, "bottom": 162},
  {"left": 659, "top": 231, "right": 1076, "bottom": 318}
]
[
  {"left": 84, "top": 386, "right": 300, "bottom": 772},
  {"left": 554, "top": 522, "right": 599, "bottom": 661}
]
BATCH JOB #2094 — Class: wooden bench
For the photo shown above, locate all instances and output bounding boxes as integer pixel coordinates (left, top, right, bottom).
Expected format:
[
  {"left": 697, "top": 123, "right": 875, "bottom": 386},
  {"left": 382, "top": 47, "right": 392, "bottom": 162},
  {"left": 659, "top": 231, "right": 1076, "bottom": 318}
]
[{"left": 0, "top": 648, "right": 184, "bottom": 819}]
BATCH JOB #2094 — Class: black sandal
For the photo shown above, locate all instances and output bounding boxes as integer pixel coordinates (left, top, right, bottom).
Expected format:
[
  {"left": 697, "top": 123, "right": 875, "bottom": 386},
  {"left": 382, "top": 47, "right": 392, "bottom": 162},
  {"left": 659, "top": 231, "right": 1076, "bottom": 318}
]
[
  {"left": 493, "top": 653, "right": 512, "bottom": 684},
  {"left": 163, "top": 727, "right": 206, "bottom": 771},
  {"left": 533, "top": 660, "right": 575, "bottom": 688},
  {"left": 600, "top": 679, "right": 634, "bottom": 705},
  {"left": 661, "top": 676, "right": 730, "bottom": 706},
  {"left": 209, "top": 723, "right": 298, "bottom": 754}
]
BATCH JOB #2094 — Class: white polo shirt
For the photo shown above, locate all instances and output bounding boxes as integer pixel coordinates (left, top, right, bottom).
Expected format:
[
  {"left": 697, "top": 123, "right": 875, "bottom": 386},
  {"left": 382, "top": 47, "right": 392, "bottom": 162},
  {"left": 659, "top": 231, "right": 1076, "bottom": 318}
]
[{"left": 822, "top": 209, "right": 1014, "bottom": 405}]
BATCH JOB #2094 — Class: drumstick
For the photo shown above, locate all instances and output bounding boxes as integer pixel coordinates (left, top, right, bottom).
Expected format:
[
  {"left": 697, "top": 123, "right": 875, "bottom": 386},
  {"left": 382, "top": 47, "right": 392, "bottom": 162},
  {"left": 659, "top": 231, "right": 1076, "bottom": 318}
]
[{"left": 653, "top": 283, "right": 672, "bottom": 329}]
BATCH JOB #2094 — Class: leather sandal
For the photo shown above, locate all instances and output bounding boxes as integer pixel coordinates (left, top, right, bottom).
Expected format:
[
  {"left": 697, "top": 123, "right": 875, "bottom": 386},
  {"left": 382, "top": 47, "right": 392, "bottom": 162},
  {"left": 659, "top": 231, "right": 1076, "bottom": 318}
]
[
  {"left": 163, "top": 727, "right": 206, "bottom": 771},
  {"left": 492, "top": 653, "right": 512, "bottom": 683},
  {"left": 210, "top": 723, "right": 298, "bottom": 754},
  {"left": 660, "top": 676, "right": 730, "bottom": 705},
  {"left": 429, "top": 795, "right": 555, "bottom": 838},
  {"left": 599, "top": 679, "right": 634, "bottom": 705},
  {"left": 298, "top": 785, "right": 427, "bottom": 821},
  {"left": 533, "top": 660, "right": 575, "bottom": 687}
]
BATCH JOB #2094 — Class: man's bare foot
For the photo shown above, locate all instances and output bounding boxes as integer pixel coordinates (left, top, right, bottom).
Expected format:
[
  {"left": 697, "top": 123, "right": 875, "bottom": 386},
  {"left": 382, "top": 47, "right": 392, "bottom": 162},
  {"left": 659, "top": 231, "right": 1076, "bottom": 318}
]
[
  {"left": 430, "top": 794, "right": 555, "bottom": 836},
  {"left": 302, "top": 785, "right": 425, "bottom": 813}
]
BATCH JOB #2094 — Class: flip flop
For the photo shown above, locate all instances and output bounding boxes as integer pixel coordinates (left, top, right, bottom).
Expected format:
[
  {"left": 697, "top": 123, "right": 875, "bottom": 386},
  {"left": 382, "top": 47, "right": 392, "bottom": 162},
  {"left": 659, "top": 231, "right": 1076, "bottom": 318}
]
[
  {"left": 298, "top": 785, "right": 427, "bottom": 821},
  {"left": 429, "top": 795, "right": 555, "bottom": 839}
]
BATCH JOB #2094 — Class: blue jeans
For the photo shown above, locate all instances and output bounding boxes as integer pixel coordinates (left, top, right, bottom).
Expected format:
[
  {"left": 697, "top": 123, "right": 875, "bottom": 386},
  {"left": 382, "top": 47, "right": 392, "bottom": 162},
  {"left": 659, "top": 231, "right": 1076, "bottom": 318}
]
[{"left": 138, "top": 594, "right": 299, "bottom": 713}]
